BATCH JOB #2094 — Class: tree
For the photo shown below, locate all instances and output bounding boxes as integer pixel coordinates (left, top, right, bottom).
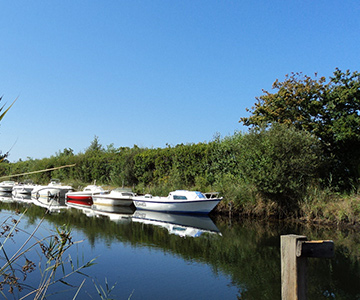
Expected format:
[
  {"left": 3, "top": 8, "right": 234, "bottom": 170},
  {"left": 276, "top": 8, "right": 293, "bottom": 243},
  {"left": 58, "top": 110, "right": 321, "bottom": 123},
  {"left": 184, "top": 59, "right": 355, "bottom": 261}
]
[
  {"left": 85, "top": 135, "right": 104, "bottom": 153},
  {"left": 240, "top": 69, "right": 360, "bottom": 189}
]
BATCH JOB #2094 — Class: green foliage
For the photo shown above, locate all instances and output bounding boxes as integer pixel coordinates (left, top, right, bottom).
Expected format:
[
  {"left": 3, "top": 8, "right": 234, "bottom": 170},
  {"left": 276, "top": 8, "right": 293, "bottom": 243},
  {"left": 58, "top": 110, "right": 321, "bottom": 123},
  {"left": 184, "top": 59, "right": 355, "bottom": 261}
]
[
  {"left": 3, "top": 69, "right": 360, "bottom": 215},
  {"left": 240, "top": 68, "right": 360, "bottom": 189},
  {"left": 238, "top": 124, "right": 321, "bottom": 210}
]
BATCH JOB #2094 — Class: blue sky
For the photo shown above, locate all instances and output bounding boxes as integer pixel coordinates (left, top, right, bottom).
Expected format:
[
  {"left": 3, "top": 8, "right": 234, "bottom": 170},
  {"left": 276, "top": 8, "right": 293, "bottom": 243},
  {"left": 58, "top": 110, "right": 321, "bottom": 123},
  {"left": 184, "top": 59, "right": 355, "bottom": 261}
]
[{"left": 1, "top": 1, "right": 359, "bottom": 162}]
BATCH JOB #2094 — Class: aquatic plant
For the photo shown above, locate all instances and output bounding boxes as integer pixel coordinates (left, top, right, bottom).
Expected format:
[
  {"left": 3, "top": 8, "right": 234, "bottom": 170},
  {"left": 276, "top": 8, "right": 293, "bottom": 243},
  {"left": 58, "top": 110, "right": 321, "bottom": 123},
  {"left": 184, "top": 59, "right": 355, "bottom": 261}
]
[{"left": 0, "top": 209, "right": 95, "bottom": 299}]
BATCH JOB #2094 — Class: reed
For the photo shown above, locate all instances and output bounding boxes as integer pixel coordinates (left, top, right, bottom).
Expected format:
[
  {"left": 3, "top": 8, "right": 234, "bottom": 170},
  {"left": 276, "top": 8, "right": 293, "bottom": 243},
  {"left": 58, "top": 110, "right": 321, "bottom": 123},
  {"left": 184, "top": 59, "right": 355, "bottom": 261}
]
[{"left": 0, "top": 210, "right": 95, "bottom": 299}]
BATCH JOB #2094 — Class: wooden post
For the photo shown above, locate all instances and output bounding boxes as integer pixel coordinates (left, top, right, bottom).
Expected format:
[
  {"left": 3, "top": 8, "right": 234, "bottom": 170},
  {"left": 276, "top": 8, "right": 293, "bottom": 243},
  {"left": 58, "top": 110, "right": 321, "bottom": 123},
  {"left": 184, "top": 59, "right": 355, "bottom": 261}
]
[{"left": 281, "top": 235, "right": 334, "bottom": 300}]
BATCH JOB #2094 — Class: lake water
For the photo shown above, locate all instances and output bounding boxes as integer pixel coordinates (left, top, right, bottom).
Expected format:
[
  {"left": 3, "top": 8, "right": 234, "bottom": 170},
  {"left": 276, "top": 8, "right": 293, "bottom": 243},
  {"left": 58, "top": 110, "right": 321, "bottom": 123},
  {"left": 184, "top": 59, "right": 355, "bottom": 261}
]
[{"left": 0, "top": 194, "right": 359, "bottom": 299}]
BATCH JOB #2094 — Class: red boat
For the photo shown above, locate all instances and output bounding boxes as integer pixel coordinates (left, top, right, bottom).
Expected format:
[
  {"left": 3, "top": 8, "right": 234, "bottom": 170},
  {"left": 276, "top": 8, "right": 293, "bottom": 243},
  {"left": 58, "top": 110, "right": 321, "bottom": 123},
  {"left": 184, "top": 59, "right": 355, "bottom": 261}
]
[{"left": 65, "top": 185, "right": 107, "bottom": 208}]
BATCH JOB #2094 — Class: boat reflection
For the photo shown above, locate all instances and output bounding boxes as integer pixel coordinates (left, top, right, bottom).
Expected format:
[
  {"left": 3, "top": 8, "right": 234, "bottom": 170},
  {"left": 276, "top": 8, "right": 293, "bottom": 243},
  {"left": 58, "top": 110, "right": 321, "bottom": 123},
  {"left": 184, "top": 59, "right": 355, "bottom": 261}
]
[
  {"left": 93, "top": 205, "right": 135, "bottom": 224},
  {"left": 31, "top": 196, "right": 68, "bottom": 213},
  {"left": 131, "top": 210, "right": 222, "bottom": 238},
  {"left": 92, "top": 203, "right": 136, "bottom": 214},
  {"left": 0, "top": 191, "right": 14, "bottom": 203}
]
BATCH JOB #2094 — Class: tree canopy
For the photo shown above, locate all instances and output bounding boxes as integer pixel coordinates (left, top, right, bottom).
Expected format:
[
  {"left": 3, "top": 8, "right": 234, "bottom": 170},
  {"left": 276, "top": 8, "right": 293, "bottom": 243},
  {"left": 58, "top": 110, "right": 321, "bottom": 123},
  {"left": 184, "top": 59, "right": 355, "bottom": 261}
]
[{"left": 240, "top": 69, "right": 360, "bottom": 188}]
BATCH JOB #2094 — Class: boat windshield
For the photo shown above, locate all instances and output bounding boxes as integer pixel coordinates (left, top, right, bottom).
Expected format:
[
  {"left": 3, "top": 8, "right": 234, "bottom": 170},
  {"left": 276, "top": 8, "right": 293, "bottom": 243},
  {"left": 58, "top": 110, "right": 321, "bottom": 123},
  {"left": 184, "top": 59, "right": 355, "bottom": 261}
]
[{"left": 195, "top": 191, "right": 206, "bottom": 199}]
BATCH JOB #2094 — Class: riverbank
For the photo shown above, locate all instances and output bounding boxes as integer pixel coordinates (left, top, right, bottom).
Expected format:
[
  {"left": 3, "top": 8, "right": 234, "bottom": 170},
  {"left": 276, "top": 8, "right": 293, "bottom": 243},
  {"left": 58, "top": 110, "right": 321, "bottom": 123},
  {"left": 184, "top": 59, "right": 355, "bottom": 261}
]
[{"left": 212, "top": 193, "right": 360, "bottom": 230}]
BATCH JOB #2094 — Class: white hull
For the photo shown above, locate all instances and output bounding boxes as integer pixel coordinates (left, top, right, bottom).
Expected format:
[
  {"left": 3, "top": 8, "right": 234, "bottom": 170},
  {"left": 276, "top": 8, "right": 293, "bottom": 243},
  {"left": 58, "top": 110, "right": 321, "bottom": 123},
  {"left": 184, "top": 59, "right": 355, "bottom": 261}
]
[
  {"left": 0, "top": 181, "right": 15, "bottom": 192},
  {"left": 12, "top": 185, "right": 37, "bottom": 195},
  {"left": 133, "top": 197, "right": 220, "bottom": 214},
  {"left": 92, "top": 196, "right": 133, "bottom": 207},
  {"left": 92, "top": 189, "right": 135, "bottom": 207},
  {"left": 133, "top": 190, "right": 222, "bottom": 214}
]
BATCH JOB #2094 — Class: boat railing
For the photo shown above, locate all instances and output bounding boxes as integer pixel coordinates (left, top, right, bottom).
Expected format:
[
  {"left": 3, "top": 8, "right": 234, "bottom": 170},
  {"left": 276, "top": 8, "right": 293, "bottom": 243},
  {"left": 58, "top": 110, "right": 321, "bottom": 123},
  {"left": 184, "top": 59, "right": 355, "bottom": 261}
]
[{"left": 204, "top": 192, "right": 220, "bottom": 199}]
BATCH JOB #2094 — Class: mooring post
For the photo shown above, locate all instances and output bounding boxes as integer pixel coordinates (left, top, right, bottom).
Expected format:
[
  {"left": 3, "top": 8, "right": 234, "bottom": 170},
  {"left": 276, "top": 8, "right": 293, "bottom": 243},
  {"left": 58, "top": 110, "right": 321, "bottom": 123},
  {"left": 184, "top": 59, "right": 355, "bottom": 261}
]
[{"left": 281, "top": 234, "right": 334, "bottom": 300}]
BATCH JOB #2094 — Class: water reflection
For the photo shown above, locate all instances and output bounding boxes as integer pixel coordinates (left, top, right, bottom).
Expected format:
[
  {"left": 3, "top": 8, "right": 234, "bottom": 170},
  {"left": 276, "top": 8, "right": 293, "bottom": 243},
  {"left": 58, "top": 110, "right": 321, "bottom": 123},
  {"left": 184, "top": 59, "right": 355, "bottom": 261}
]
[
  {"left": 93, "top": 205, "right": 135, "bottom": 224},
  {"left": 32, "top": 196, "right": 68, "bottom": 213},
  {"left": 131, "top": 210, "right": 221, "bottom": 238},
  {"left": 0, "top": 191, "right": 14, "bottom": 202},
  {"left": 1, "top": 195, "right": 360, "bottom": 299}
]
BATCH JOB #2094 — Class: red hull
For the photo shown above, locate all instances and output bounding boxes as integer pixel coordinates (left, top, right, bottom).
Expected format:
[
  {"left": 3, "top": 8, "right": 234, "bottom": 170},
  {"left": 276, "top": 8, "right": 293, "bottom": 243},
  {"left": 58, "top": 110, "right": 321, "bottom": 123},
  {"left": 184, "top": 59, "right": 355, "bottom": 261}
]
[
  {"left": 66, "top": 198, "right": 93, "bottom": 207},
  {"left": 66, "top": 195, "right": 92, "bottom": 201}
]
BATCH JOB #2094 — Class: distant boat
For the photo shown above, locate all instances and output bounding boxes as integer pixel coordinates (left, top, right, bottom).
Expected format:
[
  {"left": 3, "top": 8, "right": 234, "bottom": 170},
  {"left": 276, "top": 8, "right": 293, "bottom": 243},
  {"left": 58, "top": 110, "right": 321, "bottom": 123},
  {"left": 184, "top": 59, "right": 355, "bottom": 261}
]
[
  {"left": 92, "top": 188, "right": 135, "bottom": 208},
  {"left": 0, "top": 191, "right": 14, "bottom": 203},
  {"left": 12, "top": 180, "right": 37, "bottom": 196},
  {"left": 31, "top": 179, "right": 73, "bottom": 200},
  {"left": 65, "top": 184, "right": 107, "bottom": 208},
  {"left": 0, "top": 180, "right": 15, "bottom": 192},
  {"left": 133, "top": 190, "right": 222, "bottom": 214}
]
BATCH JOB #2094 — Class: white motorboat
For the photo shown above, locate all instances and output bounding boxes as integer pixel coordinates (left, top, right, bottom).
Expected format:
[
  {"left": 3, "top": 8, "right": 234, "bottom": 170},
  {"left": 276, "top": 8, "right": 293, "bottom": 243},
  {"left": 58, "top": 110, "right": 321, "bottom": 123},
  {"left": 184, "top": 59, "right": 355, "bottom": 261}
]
[
  {"left": 65, "top": 184, "right": 106, "bottom": 208},
  {"left": 133, "top": 190, "right": 222, "bottom": 214},
  {"left": 13, "top": 193, "right": 32, "bottom": 203},
  {"left": 92, "top": 188, "right": 135, "bottom": 208},
  {"left": 0, "top": 180, "right": 15, "bottom": 192},
  {"left": 31, "top": 179, "right": 73, "bottom": 200},
  {"left": 131, "top": 210, "right": 222, "bottom": 237},
  {"left": 0, "top": 191, "right": 14, "bottom": 203},
  {"left": 12, "top": 181, "right": 37, "bottom": 196}
]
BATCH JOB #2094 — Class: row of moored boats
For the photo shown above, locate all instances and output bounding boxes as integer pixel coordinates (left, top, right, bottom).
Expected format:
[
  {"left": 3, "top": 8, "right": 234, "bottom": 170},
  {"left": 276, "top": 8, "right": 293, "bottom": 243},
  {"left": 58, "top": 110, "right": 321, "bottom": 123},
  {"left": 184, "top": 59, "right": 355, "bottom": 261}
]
[{"left": 0, "top": 179, "right": 223, "bottom": 214}]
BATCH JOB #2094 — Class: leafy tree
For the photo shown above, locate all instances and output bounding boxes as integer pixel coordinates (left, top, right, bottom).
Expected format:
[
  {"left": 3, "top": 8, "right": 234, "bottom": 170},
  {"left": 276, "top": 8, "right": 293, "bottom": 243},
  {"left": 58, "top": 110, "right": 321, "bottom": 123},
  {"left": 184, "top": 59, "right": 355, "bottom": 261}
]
[{"left": 240, "top": 69, "right": 360, "bottom": 188}]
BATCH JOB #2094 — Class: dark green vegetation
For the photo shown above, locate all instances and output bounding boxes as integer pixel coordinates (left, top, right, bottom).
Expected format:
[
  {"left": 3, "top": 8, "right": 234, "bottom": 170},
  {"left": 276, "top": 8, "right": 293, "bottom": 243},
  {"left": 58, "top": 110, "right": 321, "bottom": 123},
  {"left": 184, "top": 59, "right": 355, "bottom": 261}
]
[{"left": 1, "top": 68, "right": 360, "bottom": 223}]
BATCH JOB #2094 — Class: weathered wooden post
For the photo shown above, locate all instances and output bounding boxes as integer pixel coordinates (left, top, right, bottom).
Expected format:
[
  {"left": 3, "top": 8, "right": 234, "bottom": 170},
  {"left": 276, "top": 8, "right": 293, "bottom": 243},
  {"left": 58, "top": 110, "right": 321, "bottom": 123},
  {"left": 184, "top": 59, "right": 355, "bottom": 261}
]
[{"left": 281, "top": 234, "right": 334, "bottom": 300}]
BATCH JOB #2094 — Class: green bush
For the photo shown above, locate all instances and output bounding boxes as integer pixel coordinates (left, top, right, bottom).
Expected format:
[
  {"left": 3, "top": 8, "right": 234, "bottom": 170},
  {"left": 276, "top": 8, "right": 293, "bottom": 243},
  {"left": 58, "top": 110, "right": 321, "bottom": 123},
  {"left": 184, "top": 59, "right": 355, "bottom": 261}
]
[{"left": 237, "top": 123, "right": 321, "bottom": 210}]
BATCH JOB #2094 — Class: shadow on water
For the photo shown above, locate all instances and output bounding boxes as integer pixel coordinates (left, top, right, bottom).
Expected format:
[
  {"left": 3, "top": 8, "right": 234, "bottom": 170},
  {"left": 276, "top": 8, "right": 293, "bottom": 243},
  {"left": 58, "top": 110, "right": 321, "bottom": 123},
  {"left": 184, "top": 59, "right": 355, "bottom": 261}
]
[{"left": 1, "top": 194, "right": 360, "bottom": 299}]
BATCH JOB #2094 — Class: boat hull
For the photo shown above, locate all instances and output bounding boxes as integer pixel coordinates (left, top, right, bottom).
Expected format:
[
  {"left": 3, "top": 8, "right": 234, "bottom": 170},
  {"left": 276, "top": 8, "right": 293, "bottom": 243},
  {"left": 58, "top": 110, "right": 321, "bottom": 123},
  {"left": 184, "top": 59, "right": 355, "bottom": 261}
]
[
  {"left": 92, "top": 195, "right": 133, "bottom": 207},
  {"left": 133, "top": 197, "right": 221, "bottom": 214},
  {"left": 66, "top": 198, "right": 93, "bottom": 208},
  {"left": 0, "top": 181, "right": 15, "bottom": 192},
  {"left": 65, "top": 185, "right": 106, "bottom": 208}
]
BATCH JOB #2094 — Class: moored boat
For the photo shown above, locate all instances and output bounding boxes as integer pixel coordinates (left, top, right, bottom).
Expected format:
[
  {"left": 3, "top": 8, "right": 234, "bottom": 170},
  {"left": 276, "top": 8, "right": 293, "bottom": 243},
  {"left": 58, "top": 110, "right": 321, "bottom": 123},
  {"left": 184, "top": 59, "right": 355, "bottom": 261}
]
[
  {"left": 31, "top": 179, "right": 73, "bottom": 200},
  {"left": 92, "top": 188, "right": 135, "bottom": 208},
  {"left": 65, "top": 184, "right": 107, "bottom": 208},
  {"left": 0, "top": 180, "right": 16, "bottom": 192},
  {"left": 133, "top": 190, "right": 222, "bottom": 214},
  {"left": 12, "top": 180, "right": 37, "bottom": 196}
]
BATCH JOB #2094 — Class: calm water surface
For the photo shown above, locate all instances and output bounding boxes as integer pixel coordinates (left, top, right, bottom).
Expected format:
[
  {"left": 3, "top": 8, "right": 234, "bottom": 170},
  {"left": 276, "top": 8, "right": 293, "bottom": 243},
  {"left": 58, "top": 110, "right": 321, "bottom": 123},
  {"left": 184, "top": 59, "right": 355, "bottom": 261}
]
[{"left": 0, "top": 194, "right": 359, "bottom": 299}]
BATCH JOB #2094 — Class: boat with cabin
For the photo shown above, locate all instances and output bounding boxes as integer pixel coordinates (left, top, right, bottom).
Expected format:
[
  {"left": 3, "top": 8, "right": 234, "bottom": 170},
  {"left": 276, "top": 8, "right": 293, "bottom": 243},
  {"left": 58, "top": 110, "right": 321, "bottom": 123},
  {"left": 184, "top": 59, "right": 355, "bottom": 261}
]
[
  {"left": 132, "top": 190, "right": 222, "bottom": 214},
  {"left": 92, "top": 188, "right": 135, "bottom": 208},
  {"left": 0, "top": 180, "right": 16, "bottom": 192},
  {"left": 65, "top": 184, "right": 107, "bottom": 208},
  {"left": 12, "top": 180, "right": 37, "bottom": 196},
  {"left": 31, "top": 179, "right": 73, "bottom": 200}
]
